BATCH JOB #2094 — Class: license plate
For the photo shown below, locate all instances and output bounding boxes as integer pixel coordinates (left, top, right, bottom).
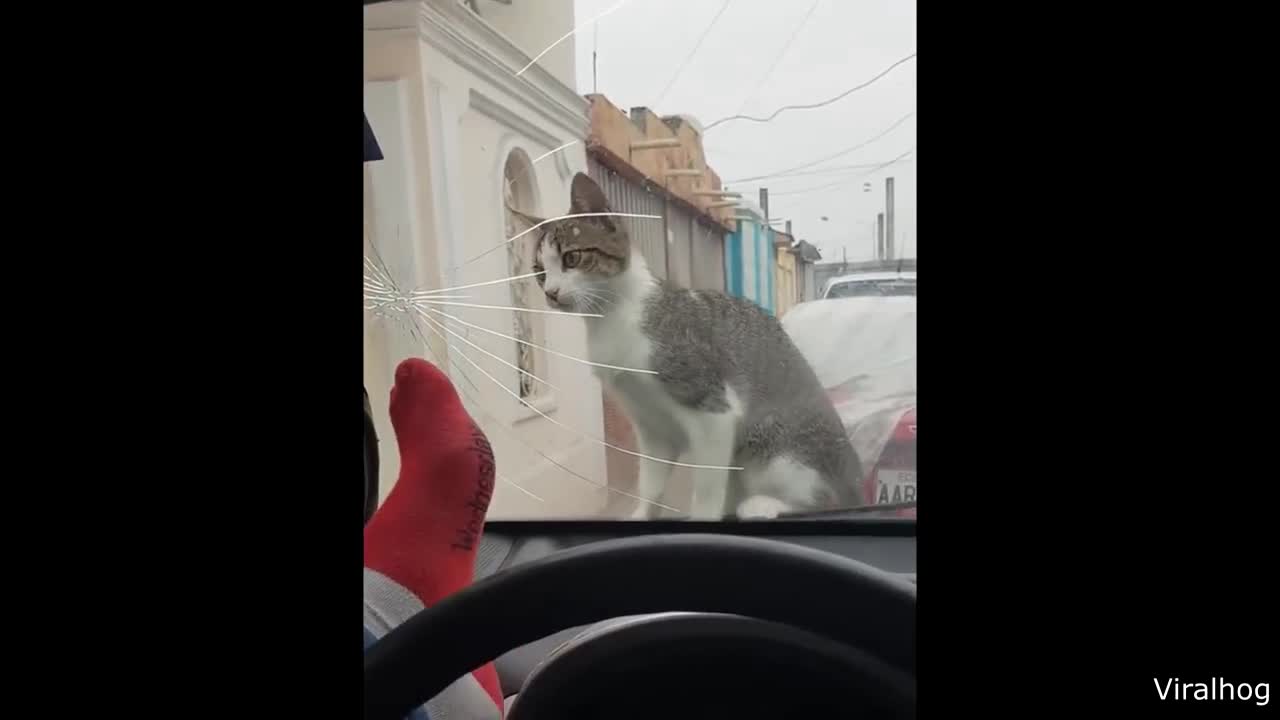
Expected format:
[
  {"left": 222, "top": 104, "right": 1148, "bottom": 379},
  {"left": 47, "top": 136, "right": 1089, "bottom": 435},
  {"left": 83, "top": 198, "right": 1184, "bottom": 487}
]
[{"left": 876, "top": 469, "right": 916, "bottom": 505}]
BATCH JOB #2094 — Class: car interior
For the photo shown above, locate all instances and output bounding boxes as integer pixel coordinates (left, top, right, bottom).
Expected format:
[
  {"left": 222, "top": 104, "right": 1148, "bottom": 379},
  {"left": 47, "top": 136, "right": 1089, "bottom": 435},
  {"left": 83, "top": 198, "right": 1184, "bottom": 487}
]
[{"left": 364, "top": 518, "right": 917, "bottom": 720}]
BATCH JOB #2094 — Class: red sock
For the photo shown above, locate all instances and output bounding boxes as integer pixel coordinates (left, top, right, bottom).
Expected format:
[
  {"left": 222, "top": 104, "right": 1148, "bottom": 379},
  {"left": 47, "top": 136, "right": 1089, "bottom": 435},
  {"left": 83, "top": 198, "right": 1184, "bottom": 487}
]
[{"left": 364, "top": 358, "right": 503, "bottom": 710}]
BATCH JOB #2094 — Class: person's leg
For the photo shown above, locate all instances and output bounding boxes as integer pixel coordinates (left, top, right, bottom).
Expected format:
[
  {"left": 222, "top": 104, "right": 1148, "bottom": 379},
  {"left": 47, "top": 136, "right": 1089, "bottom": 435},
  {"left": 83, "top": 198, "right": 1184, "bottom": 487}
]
[
  {"left": 364, "top": 358, "right": 504, "bottom": 719},
  {"left": 364, "top": 628, "right": 431, "bottom": 720}
]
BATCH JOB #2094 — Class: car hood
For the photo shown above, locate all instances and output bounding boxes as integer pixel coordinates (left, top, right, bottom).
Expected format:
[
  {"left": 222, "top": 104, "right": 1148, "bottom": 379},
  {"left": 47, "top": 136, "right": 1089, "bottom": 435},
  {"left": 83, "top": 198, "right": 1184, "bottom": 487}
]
[{"left": 783, "top": 297, "right": 917, "bottom": 473}]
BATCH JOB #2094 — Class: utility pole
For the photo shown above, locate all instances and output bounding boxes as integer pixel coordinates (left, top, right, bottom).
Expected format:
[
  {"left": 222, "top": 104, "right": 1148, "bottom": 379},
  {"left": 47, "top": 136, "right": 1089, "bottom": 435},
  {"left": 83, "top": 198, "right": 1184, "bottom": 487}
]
[
  {"left": 876, "top": 212, "right": 885, "bottom": 261},
  {"left": 885, "top": 177, "right": 895, "bottom": 261},
  {"left": 759, "top": 188, "right": 771, "bottom": 268},
  {"left": 592, "top": 22, "right": 599, "bottom": 94},
  {"left": 756, "top": 188, "right": 770, "bottom": 302}
]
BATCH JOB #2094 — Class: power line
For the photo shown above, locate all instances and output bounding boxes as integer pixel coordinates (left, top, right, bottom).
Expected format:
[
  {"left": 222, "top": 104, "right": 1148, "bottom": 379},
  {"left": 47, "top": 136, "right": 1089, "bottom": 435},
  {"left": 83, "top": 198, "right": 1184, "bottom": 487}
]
[
  {"left": 745, "top": 159, "right": 904, "bottom": 181},
  {"left": 652, "top": 0, "right": 733, "bottom": 108},
  {"left": 767, "top": 152, "right": 913, "bottom": 197},
  {"left": 724, "top": 111, "right": 915, "bottom": 183},
  {"left": 865, "top": 147, "right": 915, "bottom": 174},
  {"left": 768, "top": 175, "right": 872, "bottom": 197},
  {"left": 767, "top": 148, "right": 915, "bottom": 196},
  {"left": 704, "top": 52, "right": 917, "bottom": 131},
  {"left": 728, "top": 155, "right": 915, "bottom": 190},
  {"left": 731, "top": 0, "right": 822, "bottom": 116}
]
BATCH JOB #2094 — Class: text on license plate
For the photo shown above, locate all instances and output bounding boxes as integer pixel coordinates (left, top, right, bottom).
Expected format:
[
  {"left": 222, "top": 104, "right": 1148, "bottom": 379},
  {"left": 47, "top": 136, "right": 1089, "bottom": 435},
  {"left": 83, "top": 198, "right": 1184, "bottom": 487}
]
[{"left": 876, "top": 469, "right": 916, "bottom": 504}]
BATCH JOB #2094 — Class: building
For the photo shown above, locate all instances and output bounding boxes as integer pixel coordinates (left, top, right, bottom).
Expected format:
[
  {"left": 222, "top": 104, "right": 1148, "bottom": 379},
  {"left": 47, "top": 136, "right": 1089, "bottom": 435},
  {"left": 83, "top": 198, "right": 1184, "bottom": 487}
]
[
  {"left": 725, "top": 200, "right": 778, "bottom": 314},
  {"left": 362, "top": 0, "right": 608, "bottom": 518},
  {"left": 792, "top": 239, "right": 823, "bottom": 302},
  {"left": 773, "top": 228, "right": 798, "bottom": 317},
  {"left": 583, "top": 96, "right": 732, "bottom": 290}
]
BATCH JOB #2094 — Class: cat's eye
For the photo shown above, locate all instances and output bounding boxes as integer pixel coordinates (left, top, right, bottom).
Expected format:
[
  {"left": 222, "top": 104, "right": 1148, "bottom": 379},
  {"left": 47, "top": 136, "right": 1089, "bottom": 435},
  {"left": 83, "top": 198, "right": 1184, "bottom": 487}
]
[{"left": 562, "top": 250, "right": 583, "bottom": 269}]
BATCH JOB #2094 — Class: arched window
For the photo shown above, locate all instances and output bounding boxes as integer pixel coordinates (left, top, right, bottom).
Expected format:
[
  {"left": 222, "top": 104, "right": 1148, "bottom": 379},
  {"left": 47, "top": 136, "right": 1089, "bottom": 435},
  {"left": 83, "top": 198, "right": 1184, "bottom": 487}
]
[{"left": 502, "top": 150, "right": 544, "bottom": 400}]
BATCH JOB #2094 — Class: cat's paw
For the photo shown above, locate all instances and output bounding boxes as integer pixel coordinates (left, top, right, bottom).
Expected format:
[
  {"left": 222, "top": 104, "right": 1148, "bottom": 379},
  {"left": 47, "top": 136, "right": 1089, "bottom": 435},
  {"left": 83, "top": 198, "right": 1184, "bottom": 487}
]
[{"left": 735, "top": 495, "right": 793, "bottom": 520}]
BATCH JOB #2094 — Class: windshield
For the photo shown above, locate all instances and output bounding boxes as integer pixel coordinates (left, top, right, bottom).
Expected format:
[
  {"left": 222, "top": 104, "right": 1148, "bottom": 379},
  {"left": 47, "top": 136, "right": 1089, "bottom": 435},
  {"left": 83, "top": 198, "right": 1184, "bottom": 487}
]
[{"left": 363, "top": 0, "right": 917, "bottom": 520}]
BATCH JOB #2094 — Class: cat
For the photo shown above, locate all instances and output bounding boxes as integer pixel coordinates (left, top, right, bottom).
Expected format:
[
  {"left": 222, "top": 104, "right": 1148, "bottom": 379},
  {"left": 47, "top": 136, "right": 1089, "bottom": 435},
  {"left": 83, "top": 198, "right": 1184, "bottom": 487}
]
[{"left": 511, "top": 172, "right": 863, "bottom": 519}]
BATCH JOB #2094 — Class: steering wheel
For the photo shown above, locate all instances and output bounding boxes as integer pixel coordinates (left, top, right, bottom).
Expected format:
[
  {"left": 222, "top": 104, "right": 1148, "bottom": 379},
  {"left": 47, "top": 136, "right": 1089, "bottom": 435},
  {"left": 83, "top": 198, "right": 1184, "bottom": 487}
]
[{"left": 364, "top": 533, "right": 916, "bottom": 720}]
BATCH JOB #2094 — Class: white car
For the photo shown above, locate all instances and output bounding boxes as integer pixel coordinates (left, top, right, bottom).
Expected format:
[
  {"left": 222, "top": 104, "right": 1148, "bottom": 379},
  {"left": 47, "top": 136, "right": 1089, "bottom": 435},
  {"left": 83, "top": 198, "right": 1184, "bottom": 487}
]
[
  {"left": 782, "top": 295, "right": 917, "bottom": 515},
  {"left": 821, "top": 271, "right": 917, "bottom": 299}
]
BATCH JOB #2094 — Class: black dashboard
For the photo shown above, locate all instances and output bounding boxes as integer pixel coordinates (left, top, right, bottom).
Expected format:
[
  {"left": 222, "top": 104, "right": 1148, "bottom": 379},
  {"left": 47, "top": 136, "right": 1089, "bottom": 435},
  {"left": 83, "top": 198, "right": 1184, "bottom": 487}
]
[{"left": 472, "top": 519, "right": 917, "bottom": 699}]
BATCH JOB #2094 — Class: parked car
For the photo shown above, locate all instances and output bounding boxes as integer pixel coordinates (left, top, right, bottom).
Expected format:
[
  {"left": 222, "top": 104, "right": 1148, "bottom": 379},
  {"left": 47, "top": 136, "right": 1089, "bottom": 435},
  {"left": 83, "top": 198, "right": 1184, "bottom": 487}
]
[
  {"left": 782, "top": 296, "right": 917, "bottom": 517},
  {"left": 821, "top": 270, "right": 917, "bottom": 299}
]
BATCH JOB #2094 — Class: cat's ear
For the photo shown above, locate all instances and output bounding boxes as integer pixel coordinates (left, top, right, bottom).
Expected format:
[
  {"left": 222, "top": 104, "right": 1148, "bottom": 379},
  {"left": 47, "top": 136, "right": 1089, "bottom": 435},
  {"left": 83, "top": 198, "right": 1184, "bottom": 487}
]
[{"left": 569, "top": 172, "right": 615, "bottom": 231}]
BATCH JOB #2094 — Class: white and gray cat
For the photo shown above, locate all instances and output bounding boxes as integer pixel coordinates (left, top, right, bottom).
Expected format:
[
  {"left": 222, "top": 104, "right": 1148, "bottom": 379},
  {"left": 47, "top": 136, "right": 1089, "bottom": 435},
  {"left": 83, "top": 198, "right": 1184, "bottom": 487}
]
[{"left": 513, "top": 173, "right": 862, "bottom": 519}]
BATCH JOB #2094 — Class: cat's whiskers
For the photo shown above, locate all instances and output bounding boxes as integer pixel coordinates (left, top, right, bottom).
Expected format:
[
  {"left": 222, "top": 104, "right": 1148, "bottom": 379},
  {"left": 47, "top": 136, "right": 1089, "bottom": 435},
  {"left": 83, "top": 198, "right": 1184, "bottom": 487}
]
[
  {"left": 575, "top": 294, "right": 599, "bottom": 316},
  {"left": 366, "top": 248, "right": 482, "bottom": 396},
  {"left": 403, "top": 303, "right": 485, "bottom": 396},
  {"left": 413, "top": 307, "right": 561, "bottom": 393},
  {"left": 501, "top": 142, "right": 581, "bottom": 200},
  {"left": 410, "top": 270, "right": 545, "bottom": 297},
  {"left": 454, "top": 212, "right": 662, "bottom": 272},
  {"left": 408, "top": 305, "right": 681, "bottom": 514},
  {"left": 514, "top": 0, "right": 634, "bottom": 76},
  {"left": 412, "top": 297, "right": 602, "bottom": 318},
  {"left": 421, "top": 305, "right": 658, "bottom": 375},
  {"left": 531, "top": 141, "right": 580, "bottom": 165},
  {"left": 429, "top": 328, "right": 694, "bottom": 503},
  {"left": 363, "top": 256, "right": 388, "bottom": 278},
  {"left": 365, "top": 285, "right": 399, "bottom": 304},
  {"left": 367, "top": 260, "right": 475, "bottom": 311},
  {"left": 574, "top": 291, "right": 606, "bottom": 316},
  {"left": 440, "top": 330, "right": 742, "bottom": 472},
  {"left": 363, "top": 256, "right": 399, "bottom": 291},
  {"left": 367, "top": 215, "right": 725, "bottom": 513},
  {"left": 365, "top": 290, "right": 474, "bottom": 322},
  {"left": 574, "top": 287, "right": 617, "bottom": 316}
]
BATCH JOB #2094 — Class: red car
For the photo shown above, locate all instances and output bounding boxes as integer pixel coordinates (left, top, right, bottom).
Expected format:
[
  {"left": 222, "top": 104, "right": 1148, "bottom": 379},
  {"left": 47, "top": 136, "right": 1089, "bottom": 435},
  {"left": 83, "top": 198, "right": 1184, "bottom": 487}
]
[
  {"left": 783, "top": 296, "right": 917, "bottom": 517},
  {"left": 866, "top": 408, "right": 916, "bottom": 517}
]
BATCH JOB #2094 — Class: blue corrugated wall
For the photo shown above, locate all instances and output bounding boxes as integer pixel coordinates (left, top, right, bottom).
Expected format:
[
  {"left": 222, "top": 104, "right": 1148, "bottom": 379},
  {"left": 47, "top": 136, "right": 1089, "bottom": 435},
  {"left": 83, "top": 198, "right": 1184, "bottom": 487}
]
[
  {"left": 726, "top": 219, "right": 775, "bottom": 315},
  {"left": 747, "top": 222, "right": 757, "bottom": 303},
  {"left": 765, "top": 229, "right": 775, "bottom": 315},
  {"left": 725, "top": 229, "right": 743, "bottom": 296}
]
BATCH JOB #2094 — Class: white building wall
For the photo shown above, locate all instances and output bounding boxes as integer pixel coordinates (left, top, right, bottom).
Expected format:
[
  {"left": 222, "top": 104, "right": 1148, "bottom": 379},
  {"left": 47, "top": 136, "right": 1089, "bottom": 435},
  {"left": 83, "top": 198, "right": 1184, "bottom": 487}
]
[
  {"left": 364, "top": 0, "right": 607, "bottom": 519},
  {"left": 473, "top": 0, "right": 577, "bottom": 88}
]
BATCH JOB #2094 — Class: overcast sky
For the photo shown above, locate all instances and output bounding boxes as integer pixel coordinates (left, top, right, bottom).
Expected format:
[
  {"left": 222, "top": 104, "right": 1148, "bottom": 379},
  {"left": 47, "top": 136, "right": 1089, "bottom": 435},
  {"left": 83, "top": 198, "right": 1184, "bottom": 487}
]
[{"left": 570, "top": 0, "right": 917, "bottom": 262}]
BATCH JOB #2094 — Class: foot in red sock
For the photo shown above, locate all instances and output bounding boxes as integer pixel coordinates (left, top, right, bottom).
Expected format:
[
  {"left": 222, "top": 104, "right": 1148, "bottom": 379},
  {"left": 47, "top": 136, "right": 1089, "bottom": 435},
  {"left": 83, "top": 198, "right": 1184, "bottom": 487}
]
[{"left": 365, "top": 358, "right": 503, "bottom": 712}]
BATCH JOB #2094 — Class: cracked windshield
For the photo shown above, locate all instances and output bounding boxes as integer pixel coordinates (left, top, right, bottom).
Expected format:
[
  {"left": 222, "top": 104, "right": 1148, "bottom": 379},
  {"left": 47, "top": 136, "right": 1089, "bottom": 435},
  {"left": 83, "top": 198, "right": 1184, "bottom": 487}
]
[{"left": 363, "top": 0, "right": 916, "bottom": 520}]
